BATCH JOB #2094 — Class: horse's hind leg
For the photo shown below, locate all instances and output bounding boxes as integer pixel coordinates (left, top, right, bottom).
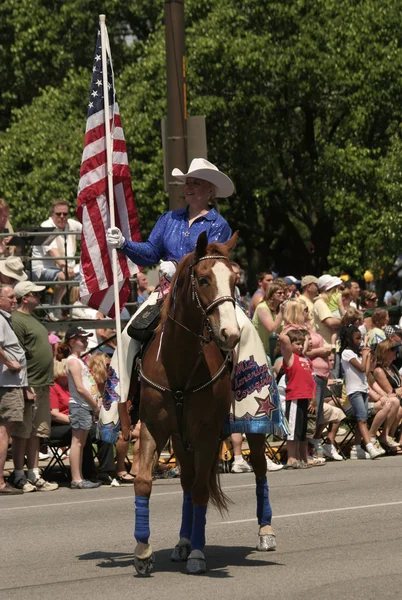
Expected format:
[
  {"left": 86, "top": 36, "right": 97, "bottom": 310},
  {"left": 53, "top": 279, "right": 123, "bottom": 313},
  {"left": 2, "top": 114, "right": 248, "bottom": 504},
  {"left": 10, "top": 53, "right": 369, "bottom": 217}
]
[
  {"left": 171, "top": 441, "right": 194, "bottom": 563},
  {"left": 133, "top": 422, "right": 168, "bottom": 575},
  {"left": 247, "top": 433, "right": 276, "bottom": 552}
]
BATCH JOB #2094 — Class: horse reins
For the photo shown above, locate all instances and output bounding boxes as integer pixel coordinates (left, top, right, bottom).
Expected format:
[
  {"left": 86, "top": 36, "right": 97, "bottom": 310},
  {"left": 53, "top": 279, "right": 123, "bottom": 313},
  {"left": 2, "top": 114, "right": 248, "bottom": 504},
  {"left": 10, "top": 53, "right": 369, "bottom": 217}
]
[{"left": 137, "top": 253, "right": 236, "bottom": 451}]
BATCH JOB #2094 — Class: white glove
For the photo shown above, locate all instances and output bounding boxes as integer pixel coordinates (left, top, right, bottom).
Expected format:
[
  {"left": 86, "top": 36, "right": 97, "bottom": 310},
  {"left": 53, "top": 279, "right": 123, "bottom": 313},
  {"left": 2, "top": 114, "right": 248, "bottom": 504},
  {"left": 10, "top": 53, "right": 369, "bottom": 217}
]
[
  {"left": 159, "top": 260, "right": 177, "bottom": 281},
  {"left": 106, "top": 227, "right": 125, "bottom": 249}
]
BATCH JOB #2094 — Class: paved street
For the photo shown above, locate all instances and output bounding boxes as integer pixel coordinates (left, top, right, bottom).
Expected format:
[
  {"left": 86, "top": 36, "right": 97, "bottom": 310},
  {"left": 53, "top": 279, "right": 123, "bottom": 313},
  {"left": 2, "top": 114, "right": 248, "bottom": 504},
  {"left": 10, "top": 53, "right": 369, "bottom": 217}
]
[{"left": 2, "top": 456, "right": 402, "bottom": 600}]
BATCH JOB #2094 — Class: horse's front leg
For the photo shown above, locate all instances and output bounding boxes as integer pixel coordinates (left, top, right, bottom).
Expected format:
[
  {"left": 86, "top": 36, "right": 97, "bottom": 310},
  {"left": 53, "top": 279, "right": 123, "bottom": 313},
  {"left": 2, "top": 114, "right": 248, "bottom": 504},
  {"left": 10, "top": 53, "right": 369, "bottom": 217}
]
[
  {"left": 170, "top": 440, "right": 195, "bottom": 563},
  {"left": 133, "top": 421, "right": 167, "bottom": 576},
  {"left": 185, "top": 437, "right": 221, "bottom": 575},
  {"left": 247, "top": 433, "right": 276, "bottom": 552}
]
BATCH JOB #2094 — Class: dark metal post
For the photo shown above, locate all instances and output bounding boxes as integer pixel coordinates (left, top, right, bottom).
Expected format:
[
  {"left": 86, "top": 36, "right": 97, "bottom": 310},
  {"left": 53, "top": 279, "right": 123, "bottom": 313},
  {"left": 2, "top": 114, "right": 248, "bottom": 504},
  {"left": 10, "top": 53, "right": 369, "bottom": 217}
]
[{"left": 165, "top": 0, "right": 187, "bottom": 210}]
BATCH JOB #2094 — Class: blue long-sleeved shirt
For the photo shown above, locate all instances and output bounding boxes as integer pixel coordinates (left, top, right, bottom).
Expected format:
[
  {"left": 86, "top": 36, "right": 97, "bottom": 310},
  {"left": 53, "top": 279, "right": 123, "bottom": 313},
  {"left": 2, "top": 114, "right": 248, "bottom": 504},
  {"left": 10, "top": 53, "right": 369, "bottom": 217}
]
[{"left": 120, "top": 206, "right": 232, "bottom": 267}]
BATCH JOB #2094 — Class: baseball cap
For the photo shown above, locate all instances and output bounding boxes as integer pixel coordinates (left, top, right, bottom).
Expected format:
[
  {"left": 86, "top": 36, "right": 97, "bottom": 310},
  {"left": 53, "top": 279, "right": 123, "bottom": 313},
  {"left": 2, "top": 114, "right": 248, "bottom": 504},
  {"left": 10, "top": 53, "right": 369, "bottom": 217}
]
[
  {"left": 284, "top": 276, "right": 301, "bottom": 286},
  {"left": 301, "top": 275, "right": 318, "bottom": 288},
  {"left": 64, "top": 325, "right": 93, "bottom": 341},
  {"left": 317, "top": 274, "right": 332, "bottom": 290},
  {"left": 14, "top": 281, "right": 45, "bottom": 299}
]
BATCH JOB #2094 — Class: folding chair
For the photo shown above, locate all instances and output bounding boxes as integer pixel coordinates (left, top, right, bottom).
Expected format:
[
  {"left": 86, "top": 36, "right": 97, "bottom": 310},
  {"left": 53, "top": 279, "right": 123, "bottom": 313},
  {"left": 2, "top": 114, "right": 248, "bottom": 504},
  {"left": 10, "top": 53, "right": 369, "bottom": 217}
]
[{"left": 43, "top": 437, "right": 71, "bottom": 481}]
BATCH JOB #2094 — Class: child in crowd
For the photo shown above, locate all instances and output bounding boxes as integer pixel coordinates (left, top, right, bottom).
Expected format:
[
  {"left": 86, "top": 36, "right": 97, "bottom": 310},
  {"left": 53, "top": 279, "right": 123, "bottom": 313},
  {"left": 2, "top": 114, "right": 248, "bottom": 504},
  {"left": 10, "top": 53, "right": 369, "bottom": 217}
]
[
  {"left": 279, "top": 329, "right": 315, "bottom": 469},
  {"left": 65, "top": 326, "right": 101, "bottom": 489},
  {"left": 340, "top": 325, "right": 382, "bottom": 459}
]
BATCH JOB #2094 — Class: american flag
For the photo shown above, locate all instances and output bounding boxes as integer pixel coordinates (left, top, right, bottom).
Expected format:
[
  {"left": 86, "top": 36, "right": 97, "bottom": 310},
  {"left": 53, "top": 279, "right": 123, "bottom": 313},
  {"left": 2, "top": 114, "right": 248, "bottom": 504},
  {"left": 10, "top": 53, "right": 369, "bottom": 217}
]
[{"left": 77, "top": 27, "right": 141, "bottom": 317}]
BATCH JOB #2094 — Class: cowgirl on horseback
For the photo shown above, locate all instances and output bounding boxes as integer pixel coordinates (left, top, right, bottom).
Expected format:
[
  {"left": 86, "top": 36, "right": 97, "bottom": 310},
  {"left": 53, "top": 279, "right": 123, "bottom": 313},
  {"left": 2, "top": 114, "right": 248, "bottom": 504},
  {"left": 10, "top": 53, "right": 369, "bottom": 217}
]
[{"left": 104, "top": 159, "right": 286, "bottom": 573}]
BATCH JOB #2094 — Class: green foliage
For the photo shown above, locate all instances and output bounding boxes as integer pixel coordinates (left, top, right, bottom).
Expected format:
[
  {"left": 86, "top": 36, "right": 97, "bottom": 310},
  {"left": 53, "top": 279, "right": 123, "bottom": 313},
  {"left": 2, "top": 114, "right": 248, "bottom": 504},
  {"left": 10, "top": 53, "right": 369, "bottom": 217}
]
[{"left": 1, "top": 0, "right": 402, "bottom": 282}]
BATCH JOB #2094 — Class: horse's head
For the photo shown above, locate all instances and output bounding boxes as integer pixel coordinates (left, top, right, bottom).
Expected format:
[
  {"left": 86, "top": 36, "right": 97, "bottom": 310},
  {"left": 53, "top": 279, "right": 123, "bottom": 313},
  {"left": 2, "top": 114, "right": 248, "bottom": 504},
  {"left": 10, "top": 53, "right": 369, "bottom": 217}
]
[{"left": 191, "top": 231, "right": 240, "bottom": 350}]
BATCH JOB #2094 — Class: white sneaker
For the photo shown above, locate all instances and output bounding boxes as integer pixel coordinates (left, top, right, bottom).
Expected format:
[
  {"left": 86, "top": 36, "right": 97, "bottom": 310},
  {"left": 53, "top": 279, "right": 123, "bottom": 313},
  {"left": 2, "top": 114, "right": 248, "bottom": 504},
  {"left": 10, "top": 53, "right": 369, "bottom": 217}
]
[
  {"left": 337, "top": 427, "right": 347, "bottom": 436},
  {"left": 13, "top": 476, "right": 36, "bottom": 493},
  {"left": 28, "top": 476, "right": 59, "bottom": 492},
  {"left": 38, "top": 451, "right": 50, "bottom": 460},
  {"left": 322, "top": 443, "right": 343, "bottom": 461},
  {"left": 350, "top": 445, "right": 370, "bottom": 460},
  {"left": 266, "top": 456, "right": 283, "bottom": 471},
  {"left": 366, "top": 444, "right": 382, "bottom": 460},
  {"left": 231, "top": 458, "right": 253, "bottom": 473},
  {"left": 370, "top": 438, "right": 386, "bottom": 456}
]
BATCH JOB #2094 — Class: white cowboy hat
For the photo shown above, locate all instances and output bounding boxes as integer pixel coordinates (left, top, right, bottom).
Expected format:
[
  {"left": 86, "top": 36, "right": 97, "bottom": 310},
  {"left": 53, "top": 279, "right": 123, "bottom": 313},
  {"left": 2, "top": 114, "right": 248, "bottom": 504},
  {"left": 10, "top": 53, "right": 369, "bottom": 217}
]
[
  {"left": 171, "top": 158, "right": 234, "bottom": 198},
  {"left": 0, "top": 256, "right": 28, "bottom": 282}
]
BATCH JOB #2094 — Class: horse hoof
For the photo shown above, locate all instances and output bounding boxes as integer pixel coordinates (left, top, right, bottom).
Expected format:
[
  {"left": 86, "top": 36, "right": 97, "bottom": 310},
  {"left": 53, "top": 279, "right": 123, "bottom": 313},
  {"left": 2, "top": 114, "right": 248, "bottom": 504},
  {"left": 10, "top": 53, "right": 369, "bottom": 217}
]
[
  {"left": 171, "top": 538, "right": 191, "bottom": 562},
  {"left": 256, "top": 534, "right": 276, "bottom": 552},
  {"left": 186, "top": 550, "right": 206, "bottom": 575},
  {"left": 133, "top": 553, "right": 155, "bottom": 576}
]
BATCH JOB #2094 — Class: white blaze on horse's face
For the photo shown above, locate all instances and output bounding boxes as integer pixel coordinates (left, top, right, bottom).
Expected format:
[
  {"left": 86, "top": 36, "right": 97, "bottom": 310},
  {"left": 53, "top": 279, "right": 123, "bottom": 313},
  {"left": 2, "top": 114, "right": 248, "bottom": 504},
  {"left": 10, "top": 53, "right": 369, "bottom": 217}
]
[{"left": 209, "top": 262, "right": 240, "bottom": 350}]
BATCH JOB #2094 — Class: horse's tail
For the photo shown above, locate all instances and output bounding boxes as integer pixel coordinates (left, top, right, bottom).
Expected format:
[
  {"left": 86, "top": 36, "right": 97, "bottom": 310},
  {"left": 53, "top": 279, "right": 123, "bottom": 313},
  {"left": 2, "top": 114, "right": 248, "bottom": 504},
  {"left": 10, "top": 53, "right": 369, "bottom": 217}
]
[{"left": 208, "top": 445, "right": 233, "bottom": 516}]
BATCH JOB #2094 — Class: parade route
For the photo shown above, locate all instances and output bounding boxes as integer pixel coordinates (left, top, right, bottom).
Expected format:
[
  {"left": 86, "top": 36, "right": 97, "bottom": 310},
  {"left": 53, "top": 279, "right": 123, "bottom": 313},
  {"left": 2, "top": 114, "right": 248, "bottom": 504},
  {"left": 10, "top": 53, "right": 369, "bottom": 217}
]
[{"left": 2, "top": 457, "right": 402, "bottom": 600}]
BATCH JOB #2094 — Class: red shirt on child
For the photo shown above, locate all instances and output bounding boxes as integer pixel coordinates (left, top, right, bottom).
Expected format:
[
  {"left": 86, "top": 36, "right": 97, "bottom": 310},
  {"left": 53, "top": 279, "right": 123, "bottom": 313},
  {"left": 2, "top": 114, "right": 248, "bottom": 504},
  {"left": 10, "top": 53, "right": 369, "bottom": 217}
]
[{"left": 283, "top": 354, "right": 315, "bottom": 400}]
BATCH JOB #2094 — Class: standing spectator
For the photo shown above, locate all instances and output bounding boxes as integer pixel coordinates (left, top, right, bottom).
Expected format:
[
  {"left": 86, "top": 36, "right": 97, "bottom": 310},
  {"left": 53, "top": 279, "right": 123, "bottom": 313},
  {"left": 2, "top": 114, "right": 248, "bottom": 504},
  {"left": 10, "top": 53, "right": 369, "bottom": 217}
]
[
  {"left": 249, "top": 271, "right": 274, "bottom": 318},
  {"left": 284, "top": 276, "right": 300, "bottom": 299},
  {"left": 300, "top": 275, "right": 319, "bottom": 329},
  {"left": 0, "top": 285, "right": 27, "bottom": 494},
  {"left": 313, "top": 277, "right": 342, "bottom": 347},
  {"left": 366, "top": 309, "right": 389, "bottom": 347},
  {"left": 279, "top": 329, "right": 315, "bottom": 468},
  {"left": 340, "top": 326, "right": 382, "bottom": 459},
  {"left": 0, "top": 256, "right": 28, "bottom": 285},
  {"left": 344, "top": 280, "right": 361, "bottom": 309},
  {"left": 11, "top": 281, "right": 58, "bottom": 491},
  {"left": 65, "top": 326, "right": 101, "bottom": 489},
  {"left": 0, "top": 199, "right": 14, "bottom": 258},
  {"left": 31, "top": 199, "right": 82, "bottom": 318},
  {"left": 252, "top": 283, "right": 285, "bottom": 362}
]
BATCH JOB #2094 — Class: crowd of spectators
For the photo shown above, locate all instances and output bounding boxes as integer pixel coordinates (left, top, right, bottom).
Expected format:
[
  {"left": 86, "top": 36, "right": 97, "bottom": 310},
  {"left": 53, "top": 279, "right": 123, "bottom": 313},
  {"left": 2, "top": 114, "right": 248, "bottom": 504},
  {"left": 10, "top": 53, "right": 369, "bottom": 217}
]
[
  {"left": 242, "top": 272, "right": 402, "bottom": 470},
  {"left": 2, "top": 195, "right": 402, "bottom": 492}
]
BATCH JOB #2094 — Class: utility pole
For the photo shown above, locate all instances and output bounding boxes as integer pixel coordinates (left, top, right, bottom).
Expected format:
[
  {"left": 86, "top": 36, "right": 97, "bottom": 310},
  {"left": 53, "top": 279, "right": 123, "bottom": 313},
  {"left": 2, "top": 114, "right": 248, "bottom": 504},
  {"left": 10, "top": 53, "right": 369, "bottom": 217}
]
[{"left": 164, "top": 0, "right": 187, "bottom": 210}]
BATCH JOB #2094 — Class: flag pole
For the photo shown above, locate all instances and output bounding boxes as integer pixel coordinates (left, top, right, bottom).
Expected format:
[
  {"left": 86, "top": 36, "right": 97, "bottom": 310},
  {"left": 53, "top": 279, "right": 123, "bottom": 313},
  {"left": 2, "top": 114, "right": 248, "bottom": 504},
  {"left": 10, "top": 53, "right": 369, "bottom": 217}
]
[{"left": 99, "top": 14, "right": 129, "bottom": 435}]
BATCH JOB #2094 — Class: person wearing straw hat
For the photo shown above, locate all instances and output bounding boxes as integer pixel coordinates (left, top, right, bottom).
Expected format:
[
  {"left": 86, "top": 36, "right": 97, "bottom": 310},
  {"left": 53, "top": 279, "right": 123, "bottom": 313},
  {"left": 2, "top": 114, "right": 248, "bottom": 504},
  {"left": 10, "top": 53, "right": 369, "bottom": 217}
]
[{"left": 0, "top": 256, "right": 28, "bottom": 285}]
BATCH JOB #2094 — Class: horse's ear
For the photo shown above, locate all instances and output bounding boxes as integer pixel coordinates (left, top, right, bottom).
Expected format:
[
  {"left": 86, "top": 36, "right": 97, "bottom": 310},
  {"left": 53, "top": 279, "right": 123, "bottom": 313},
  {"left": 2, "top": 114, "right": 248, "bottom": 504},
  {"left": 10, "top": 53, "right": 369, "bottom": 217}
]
[
  {"left": 223, "top": 231, "right": 238, "bottom": 255},
  {"left": 195, "top": 231, "right": 208, "bottom": 260}
]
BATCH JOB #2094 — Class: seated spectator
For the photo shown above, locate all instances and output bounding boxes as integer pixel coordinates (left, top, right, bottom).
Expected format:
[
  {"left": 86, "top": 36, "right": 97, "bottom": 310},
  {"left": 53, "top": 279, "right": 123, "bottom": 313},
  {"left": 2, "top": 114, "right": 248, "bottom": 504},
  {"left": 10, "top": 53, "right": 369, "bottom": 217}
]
[
  {"left": 0, "top": 199, "right": 14, "bottom": 258},
  {"left": 31, "top": 199, "right": 82, "bottom": 318},
  {"left": 0, "top": 256, "right": 27, "bottom": 285},
  {"left": 283, "top": 276, "right": 300, "bottom": 299},
  {"left": 252, "top": 283, "right": 285, "bottom": 363},
  {"left": 50, "top": 358, "right": 116, "bottom": 483},
  {"left": 373, "top": 339, "right": 402, "bottom": 449},
  {"left": 360, "top": 291, "right": 379, "bottom": 334},
  {"left": 249, "top": 271, "right": 274, "bottom": 318},
  {"left": 367, "top": 308, "right": 389, "bottom": 346},
  {"left": 340, "top": 288, "right": 352, "bottom": 313}
]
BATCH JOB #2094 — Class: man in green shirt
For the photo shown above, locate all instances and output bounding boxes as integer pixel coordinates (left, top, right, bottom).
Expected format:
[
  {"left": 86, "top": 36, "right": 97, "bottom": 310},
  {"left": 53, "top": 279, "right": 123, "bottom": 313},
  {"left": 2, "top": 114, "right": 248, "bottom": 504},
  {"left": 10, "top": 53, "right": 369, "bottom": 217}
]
[{"left": 11, "top": 281, "right": 58, "bottom": 492}]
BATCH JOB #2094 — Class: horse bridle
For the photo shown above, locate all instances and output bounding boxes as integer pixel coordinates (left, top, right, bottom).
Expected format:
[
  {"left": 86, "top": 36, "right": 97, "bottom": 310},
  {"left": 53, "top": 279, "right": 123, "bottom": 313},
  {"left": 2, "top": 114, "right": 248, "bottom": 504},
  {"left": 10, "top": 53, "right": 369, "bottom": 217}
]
[
  {"left": 167, "top": 254, "right": 236, "bottom": 345},
  {"left": 137, "top": 253, "right": 236, "bottom": 451}
]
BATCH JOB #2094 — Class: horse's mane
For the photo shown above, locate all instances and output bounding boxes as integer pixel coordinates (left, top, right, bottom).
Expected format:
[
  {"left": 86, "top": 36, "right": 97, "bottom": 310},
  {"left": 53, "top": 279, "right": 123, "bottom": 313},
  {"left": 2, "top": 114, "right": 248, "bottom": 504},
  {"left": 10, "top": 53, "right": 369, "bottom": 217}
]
[{"left": 158, "top": 240, "right": 231, "bottom": 328}]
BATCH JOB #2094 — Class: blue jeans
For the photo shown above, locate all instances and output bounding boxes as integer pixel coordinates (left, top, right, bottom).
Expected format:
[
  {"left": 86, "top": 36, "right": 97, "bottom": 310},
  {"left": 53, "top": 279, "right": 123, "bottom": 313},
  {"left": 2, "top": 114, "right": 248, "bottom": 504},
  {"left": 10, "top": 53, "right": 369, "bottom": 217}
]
[{"left": 348, "top": 391, "right": 368, "bottom": 421}]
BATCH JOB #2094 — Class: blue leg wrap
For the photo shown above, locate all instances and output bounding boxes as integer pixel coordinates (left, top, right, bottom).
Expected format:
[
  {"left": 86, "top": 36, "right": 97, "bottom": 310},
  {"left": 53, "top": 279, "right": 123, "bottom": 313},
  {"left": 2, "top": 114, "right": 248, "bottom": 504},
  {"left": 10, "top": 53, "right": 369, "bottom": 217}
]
[
  {"left": 134, "top": 496, "right": 150, "bottom": 544},
  {"left": 191, "top": 505, "right": 207, "bottom": 551},
  {"left": 179, "top": 491, "right": 193, "bottom": 540},
  {"left": 256, "top": 476, "right": 272, "bottom": 526}
]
